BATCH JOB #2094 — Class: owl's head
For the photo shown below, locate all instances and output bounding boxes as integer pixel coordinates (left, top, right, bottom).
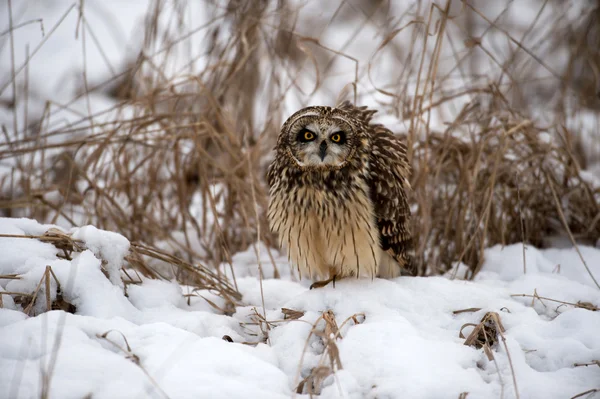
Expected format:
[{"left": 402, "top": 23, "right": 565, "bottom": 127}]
[{"left": 278, "top": 105, "right": 366, "bottom": 169}]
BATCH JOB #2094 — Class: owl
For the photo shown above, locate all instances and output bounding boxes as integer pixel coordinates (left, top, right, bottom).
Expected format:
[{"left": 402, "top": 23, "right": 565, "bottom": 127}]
[{"left": 267, "top": 101, "right": 414, "bottom": 288}]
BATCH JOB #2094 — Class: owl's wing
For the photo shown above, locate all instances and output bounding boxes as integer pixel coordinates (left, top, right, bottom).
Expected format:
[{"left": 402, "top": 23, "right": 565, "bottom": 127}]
[
  {"left": 337, "top": 102, "right": 415, "bottom": 274},
  {"left": 368, "top": 127, "right": 416, "bottom": 275}
]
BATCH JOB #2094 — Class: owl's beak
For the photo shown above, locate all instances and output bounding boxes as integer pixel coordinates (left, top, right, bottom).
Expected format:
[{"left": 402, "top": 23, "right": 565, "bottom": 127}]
[{"left": 319, "top": 141, "right": 327, "bottom": 161}]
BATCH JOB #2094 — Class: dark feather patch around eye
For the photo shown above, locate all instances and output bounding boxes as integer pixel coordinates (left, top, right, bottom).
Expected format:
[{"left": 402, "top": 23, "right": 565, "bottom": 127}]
[
  {"left": 297, "top": 128, "right": 316, "bottom": 142},
  {"left": 330, "top": 131, "right": 346, "bottom": 144}
]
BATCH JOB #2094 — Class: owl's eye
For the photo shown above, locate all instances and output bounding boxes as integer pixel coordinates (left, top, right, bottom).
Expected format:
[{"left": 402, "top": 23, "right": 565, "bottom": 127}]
[
  {"left": 297, "top": 129, "right": 316, "bottom": 142},
  {"left": 330, "top": 132, "right": 346, "bottom": 144}
]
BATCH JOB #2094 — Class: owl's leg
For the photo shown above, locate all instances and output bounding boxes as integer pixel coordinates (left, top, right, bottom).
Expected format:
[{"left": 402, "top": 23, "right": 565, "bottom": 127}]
[{"left": 309, "top": 268, "right": 337, "bottom": 289}]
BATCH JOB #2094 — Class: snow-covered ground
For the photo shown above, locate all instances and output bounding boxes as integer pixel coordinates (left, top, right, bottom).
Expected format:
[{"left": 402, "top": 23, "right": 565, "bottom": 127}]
[{"left": 0, "top": 217, "right": 599, "bottom": 399}]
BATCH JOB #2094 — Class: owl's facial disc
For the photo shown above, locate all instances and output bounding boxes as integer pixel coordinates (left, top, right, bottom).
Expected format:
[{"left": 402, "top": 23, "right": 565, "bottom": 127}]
[{"left": 293, "top": 122, "right": 350, "bottom": 167}]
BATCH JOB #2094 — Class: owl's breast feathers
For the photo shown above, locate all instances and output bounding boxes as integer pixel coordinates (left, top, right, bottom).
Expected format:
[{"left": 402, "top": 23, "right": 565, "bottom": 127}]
[{"left": 267, "top": 159, "right": 380, "bottom": 280}]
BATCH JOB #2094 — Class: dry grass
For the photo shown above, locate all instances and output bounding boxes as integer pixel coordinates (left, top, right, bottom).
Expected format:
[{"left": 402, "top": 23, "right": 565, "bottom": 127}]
[
  {"left": 294, "top": 309, "right": 364, "bottom": 396},
  {"left": 0, "top": 227, "right": 239, "bottom": 312},
  {"left": 461, "top": 311, "right": 520, "bottom": 398},
  {"left": 511, "top": 292, "right": 599, "bottom": 312},
  {"left": 412, "top": 113, "right": 600, "bottom": 277},
  {"left": 1, "top": 0, "right": 599, "bottom": 306}
]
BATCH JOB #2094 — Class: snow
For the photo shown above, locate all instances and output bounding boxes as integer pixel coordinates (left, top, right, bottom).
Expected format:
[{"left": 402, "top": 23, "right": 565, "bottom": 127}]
[
  {"left": 70, "top": 225, "right": 130, "bottom": 287},
  {"left": 1, "top": 217, "right": 599, "bottom": 399}
]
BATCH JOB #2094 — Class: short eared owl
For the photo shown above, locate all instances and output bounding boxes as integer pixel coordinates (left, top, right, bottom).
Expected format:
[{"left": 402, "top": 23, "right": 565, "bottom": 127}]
[{"left": 267, "top": 101, "right": 414, "bottom": 288}]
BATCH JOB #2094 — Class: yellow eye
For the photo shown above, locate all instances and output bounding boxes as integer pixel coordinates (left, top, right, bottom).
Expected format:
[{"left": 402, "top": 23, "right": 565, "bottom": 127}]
[
  {"left": 303, "top": 131, "right": 314, "bottom": 140},
  {"left": 331, "top": 133, "right": 341, "bottom": 143}
]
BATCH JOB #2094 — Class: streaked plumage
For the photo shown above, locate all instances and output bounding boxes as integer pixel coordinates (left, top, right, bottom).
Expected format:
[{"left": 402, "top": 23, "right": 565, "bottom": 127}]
[{"left": 267, "top": 102, "right": 414, "bottom": 286}]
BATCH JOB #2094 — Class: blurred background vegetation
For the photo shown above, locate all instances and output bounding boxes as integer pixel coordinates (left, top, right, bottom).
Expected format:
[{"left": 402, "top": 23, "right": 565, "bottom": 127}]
[{"left": 0, "top": 0, "right": 599, "bottom": 299}]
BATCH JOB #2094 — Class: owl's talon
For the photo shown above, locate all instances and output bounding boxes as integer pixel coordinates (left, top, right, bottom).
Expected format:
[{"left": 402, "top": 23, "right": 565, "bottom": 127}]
[{"left": 309, "top": 274, "right": 337, "bottom": 289}]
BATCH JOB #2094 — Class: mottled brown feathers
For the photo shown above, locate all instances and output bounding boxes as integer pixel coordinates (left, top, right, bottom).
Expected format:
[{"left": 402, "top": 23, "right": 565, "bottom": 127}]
[
  {"left": 267, "top": 102, "right": 414, "bottom": 282},
  {"left": 339, "top": 101, "right": 415, "bottom": 275},
  {"left": 368, "top": 126, "right": 415, "bottom": 275}
]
